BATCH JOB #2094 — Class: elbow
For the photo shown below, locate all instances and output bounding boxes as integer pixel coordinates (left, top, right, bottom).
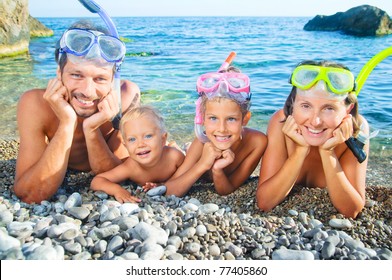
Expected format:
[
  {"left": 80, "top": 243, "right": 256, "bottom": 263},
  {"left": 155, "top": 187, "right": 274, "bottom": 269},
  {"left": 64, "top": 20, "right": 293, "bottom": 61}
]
[
  {"left": 215, "top": 188, "right": 232, "bottom": 196},
  {"left": 165, "top": 184, "right": 186, "bottom": 198},
  {"left": 336, "top": 195, "right": 366, "bottom": 219},
  {"left": 256, "top": 198, "right": 274, "bottom": 212},
  {"left": 338, "top": 204, "right": 365, "bottom": 219},
  {"left": 13, "top": 183, "right": 28, "bottom": 202},
  {"left": 165, "top": 189, "right": 185, "bottom": 198},
  {"left": 13, "top": 184, "right": 44, "bottom": 204},
  {"left": 90, "top": 178, "right": 99, "bottom": 191},
  {"left": 340, "top": 209, "right": 361, "bottom": 219},
  {"left": 256, "top": 187, "right": 275, "bottom": 212},
  {"left": 13, "top": 178, "right": 56, "bottom": 204}
]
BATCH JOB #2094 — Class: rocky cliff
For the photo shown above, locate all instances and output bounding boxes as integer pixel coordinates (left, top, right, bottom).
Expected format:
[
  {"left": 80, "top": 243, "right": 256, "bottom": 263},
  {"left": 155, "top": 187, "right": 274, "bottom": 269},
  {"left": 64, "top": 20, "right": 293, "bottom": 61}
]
[
  {"left": 0, "top": 0, "right": 53, "bottom": 58},
  {"left": 304, "top": 5, "right": 392, "bottom": 36}
]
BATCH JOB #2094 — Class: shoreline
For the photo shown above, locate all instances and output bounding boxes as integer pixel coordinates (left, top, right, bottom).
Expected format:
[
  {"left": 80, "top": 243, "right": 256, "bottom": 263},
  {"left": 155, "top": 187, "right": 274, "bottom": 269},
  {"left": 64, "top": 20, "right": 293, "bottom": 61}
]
[{"left": 0, "top": 139, "right": 391, "bottom": 260}]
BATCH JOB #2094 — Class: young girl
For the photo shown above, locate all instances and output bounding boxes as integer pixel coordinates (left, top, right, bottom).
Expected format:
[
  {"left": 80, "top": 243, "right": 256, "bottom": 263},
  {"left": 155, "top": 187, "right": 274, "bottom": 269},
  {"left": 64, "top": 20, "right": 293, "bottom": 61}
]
[
  {"left": 90, "top": 105, "right": 184, "bottom": 203},
  {"left": 257, "top": 60, "right": 370, "bottom": 218},
  {"left": 165, "top": 53, "right": 267, "bottom": 197}
]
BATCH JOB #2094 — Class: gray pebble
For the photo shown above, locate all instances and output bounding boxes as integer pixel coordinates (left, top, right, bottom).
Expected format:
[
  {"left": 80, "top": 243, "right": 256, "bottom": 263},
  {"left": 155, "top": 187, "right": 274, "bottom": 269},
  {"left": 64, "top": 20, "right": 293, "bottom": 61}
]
[
  {"left": 329, "top": 218, "right": 353, "bottom": 229},
  {"left": 64, "top": 193, "right": 82, "bottom": 211},
  {"left": 198, "top": 203, "right": 219, "bottom": 215},
  {"left": 146, "top": 185, "right": 167, "bottom": 196},
  {"left": 272, "top": 249, "right": 314, "bottom": 260},
  {"left": 68, "top": 207, "right": 90, "bottom": 220}
]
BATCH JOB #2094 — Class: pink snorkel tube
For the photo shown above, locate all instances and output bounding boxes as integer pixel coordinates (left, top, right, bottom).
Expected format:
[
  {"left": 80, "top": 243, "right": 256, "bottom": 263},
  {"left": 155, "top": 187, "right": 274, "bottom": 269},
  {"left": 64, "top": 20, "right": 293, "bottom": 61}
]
[{"left": 194, "top": 52, "right": 237, "bottom": 143}]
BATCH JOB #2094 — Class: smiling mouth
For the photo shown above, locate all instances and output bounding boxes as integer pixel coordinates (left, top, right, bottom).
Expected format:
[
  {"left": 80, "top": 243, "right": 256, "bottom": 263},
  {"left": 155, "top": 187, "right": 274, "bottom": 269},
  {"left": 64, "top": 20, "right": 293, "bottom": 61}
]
[
  {"left": 137, "top": 150, "right": 151, "bottom": 156},
  {"left": 307, "top": 127, "right": 326, "bottom": 135},
  {"left": 75, "top": 97, "right": 96, "bottom": 107},
  {"left": 215, "top": 135, "right": 231, "bottom": 142}
]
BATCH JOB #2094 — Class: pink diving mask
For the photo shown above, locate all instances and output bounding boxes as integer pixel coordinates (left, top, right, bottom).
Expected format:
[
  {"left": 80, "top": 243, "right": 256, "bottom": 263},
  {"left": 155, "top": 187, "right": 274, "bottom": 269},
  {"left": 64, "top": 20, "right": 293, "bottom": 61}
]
[
  {"left": 194, "top": 52, "right": 251, "bottom": 143},
  {"left": 196, "top": 72, "right": 250, "bottom": 97}
]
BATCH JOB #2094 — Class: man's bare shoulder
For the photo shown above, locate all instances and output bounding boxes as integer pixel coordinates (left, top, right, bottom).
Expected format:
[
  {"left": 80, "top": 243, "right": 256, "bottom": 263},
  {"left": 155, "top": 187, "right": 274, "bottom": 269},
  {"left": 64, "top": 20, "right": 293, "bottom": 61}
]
[
  {"left": 18, "top": 88, "right": 46, "bottom": 107},
  {"left": 17, "top": 88, "right": 55, "bottom": 125},
  {"left": 120, "top": 80, "right": 141, "bottom": 112}
]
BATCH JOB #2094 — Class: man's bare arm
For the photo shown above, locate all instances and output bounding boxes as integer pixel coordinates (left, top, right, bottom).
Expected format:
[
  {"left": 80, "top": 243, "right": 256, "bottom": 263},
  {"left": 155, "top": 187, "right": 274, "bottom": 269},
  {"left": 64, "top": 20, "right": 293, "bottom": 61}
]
[
  {"left": 13, "top": 89, "right": 76, "bottom": 203},
  {"left": 84, "top": 80, "right": 140, "bottom": 174}
]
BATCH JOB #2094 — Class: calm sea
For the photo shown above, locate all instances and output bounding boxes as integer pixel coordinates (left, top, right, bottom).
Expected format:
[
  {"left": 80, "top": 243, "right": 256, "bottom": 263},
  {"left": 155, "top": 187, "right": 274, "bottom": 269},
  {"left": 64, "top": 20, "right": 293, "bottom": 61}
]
[{"left": 0, "top": 17, "right": 391, "bottom": 155}]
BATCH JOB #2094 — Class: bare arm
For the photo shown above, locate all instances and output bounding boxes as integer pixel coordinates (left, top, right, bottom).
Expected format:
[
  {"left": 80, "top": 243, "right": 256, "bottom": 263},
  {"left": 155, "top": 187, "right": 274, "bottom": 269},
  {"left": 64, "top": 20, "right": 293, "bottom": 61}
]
[
  {"left": 90, "top": 161, "right": 141, "bottom": 203},
  {"left": 14, "top": 82, "right": 77, "bottom": 203},
  {"left": 319, "top": 116, "right": 368, "bottom": 218},
  {"left": 213, "top": 130, "right": 267, "bottom": 195},
  {"left": 83, "top": 80, "right": 140, "bottom": 174},
  {"left": 165, "top": 140, "right": 220, "bottom": 197},
  {"left": 257, "top": 111, "right": 309, "bottom": 211}
]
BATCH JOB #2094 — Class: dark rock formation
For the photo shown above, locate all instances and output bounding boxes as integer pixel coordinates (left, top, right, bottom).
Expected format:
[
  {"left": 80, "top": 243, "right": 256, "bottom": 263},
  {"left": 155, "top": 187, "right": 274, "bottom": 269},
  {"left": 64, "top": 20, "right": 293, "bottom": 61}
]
[
  {"left": 304, "top": 5, "right": 392, "bottom": 36},
  {"left": 0, "top": 0, "right": 53, "bottom": 58}
]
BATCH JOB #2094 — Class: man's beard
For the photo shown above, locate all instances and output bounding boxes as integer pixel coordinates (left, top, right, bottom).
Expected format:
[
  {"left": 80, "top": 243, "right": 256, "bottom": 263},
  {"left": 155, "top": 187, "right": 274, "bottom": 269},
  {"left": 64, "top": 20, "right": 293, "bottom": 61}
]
[{"left": 73, "top": 105, "right": 98, "bottom": 118}]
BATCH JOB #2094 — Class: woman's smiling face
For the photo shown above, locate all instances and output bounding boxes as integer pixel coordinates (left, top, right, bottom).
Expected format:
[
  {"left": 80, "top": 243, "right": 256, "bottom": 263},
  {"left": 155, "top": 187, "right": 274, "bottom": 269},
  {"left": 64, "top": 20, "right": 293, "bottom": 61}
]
[{"left": 292, "top": 83, "right": 351, "bottom": 146}]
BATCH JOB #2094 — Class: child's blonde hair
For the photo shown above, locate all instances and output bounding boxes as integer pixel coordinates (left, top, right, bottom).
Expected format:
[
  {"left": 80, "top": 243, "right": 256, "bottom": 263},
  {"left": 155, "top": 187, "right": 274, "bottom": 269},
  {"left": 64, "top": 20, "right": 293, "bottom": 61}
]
[{"left": 120, "top": 105, "right": 166, "bottom": 141}]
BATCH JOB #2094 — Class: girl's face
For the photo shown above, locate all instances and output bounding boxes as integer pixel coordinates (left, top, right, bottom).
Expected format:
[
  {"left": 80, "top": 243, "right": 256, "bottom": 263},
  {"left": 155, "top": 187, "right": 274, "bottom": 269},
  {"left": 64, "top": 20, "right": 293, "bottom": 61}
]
[
  {"left": 122, "top": 115, "right": 167, "bottom": 167},
  {"left": 292, "top": 84, "right": 352, "bottom": 146},
  {"left": 203, "top": 98, "right": 245, "bottom": 150}
]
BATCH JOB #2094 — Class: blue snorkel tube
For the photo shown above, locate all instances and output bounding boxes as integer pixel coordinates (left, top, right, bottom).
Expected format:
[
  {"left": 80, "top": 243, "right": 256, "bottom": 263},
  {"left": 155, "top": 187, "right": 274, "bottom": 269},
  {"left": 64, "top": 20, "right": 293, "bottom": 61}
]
[{"left": 78, "top": 0, "right": 123, "bottom": 129}]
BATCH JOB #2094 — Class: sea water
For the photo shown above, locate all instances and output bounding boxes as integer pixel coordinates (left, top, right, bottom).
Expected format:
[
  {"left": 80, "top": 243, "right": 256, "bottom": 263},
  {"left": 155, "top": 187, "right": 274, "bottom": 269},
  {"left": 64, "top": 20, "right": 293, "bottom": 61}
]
[{"left": 0, "top": 17, "right": 391, "bottom": 155}]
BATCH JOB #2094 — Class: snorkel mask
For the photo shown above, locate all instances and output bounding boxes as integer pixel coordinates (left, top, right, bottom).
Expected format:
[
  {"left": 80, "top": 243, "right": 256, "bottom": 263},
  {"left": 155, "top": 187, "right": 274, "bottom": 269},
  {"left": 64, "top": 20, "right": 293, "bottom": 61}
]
[
  {"left": 194, "top": 52, "right": 251, "bottom": 143},
  {"left": 57, "top": 0, "right": 125, "bottom": 129},
  {"left": 289, "top": 63, "right": 356, "bottom": 101},
  {"left": 59, "top": 28, "right": 125, "bottom": 67}
]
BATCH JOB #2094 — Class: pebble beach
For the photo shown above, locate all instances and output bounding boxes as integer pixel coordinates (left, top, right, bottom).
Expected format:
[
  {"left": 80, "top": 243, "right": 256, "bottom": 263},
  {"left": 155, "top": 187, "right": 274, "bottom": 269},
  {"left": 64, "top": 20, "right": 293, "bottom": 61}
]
[{"left": 0, "top": 139, "right": 391, "bottom": 260}]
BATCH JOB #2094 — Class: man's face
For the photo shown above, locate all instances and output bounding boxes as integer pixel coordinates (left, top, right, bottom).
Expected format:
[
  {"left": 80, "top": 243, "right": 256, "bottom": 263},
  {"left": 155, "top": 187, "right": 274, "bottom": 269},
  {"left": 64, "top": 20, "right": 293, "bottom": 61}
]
[{"left": 58, "top": 59, "right": 114, "bottom": 118}]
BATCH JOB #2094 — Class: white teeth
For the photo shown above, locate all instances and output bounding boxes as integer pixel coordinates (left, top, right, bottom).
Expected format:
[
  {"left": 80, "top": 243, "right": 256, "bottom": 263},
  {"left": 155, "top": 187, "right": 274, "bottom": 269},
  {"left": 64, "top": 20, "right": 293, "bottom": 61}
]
[
  {"left": 77, "top": 98, "right": 94, "bottom": 105},
  {"left": 308, "top": 128, "right": 323, "bottom": 134},
  {"left": 216, "top": 136, "right": 230, "bottom": 141}
]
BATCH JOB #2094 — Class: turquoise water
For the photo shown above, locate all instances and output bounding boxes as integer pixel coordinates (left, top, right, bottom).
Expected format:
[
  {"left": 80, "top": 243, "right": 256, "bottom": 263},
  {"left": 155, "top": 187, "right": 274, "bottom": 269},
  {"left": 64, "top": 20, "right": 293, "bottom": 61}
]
[{"left": 0, "top": 17, "right": 391, "bottom": 154}]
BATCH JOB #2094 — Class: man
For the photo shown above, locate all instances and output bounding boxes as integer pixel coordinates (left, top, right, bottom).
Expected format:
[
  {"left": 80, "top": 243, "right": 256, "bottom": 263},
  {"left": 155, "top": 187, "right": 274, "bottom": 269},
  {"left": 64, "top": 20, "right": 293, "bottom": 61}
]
[{"left": 13, "top": 21, "right": 140, "bottom": 203}]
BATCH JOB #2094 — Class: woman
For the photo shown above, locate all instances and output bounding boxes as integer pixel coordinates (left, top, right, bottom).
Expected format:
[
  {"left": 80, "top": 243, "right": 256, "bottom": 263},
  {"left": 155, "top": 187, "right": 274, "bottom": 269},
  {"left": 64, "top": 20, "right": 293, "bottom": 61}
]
[{"left": 257, "top": 60, "right": 369, "bottom": 218}]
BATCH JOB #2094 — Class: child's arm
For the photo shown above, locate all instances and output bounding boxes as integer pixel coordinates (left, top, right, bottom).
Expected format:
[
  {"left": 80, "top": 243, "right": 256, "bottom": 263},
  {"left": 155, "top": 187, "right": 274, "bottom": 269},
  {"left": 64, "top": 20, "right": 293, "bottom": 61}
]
[
  {"left": 90, "top": 162, "right": 141, "bottom": 203},
  {"left": 165, "top": 140, "right": 221, "bottom": 197},
  {"left": 213, "top": 130, "right": 267, "bottom": 195}
]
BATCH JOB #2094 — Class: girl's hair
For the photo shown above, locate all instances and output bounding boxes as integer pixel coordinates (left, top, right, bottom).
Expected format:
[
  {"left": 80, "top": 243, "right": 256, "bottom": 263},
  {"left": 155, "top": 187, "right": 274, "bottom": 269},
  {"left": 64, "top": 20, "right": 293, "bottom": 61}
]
[
  {"left": 120, "top": 105, "right": 166, "bottom": 141},
  {"left": 283, "top": 60, "right": 362, "bottom": 136}
]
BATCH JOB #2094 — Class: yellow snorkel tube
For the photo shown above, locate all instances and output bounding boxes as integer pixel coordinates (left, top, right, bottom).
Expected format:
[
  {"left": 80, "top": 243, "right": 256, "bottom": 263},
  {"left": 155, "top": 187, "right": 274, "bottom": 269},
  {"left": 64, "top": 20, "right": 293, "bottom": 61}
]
[
  {"left": 345, "top": 46, "right": 391, "bottom": 163},
  {"left": 355, "top": 45, "right": 392, "bottom": 95}
]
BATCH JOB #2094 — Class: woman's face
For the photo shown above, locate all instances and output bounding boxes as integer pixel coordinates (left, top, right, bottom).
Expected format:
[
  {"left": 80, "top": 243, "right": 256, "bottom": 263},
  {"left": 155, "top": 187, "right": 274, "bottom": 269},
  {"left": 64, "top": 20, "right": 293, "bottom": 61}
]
[
  {"left": 203, "top": 98, "right": 244, "bottom": 150},
  {"left": 292, "top": 82, "right": 351, "bottom": 146}
]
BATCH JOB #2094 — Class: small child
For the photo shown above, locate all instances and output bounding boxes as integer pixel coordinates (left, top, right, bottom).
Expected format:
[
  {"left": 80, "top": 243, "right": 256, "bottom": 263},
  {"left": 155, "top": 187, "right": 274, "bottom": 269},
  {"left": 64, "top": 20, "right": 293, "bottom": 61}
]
[
  {"left": 90, "top": 105, "right": 185, "bottom": 203},
  {"left": 165, "top": 52, "right": 267, "bottom": 197}
]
